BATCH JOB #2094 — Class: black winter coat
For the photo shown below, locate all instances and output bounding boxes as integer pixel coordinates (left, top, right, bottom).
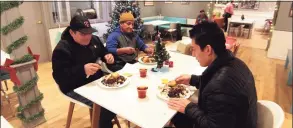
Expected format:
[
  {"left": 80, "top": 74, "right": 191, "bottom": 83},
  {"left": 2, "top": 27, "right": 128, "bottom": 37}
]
[{"left": 186, "top": 50, "right": 257, "bottom": 128}]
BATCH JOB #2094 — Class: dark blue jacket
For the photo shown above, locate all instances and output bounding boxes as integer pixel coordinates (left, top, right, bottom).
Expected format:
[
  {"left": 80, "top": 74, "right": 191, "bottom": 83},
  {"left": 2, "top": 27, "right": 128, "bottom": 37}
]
[{"left": 106, "top": 27, "right": 147, "bottom": 63}]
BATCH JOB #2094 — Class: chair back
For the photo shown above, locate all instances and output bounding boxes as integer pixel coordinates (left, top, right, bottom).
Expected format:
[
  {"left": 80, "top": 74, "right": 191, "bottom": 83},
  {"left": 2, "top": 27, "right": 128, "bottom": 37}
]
[
  {"left": 257, "top": 100, "right": 284, "bottom": 128},
  {"left": 169, "top": 23, "right": 177, "bottom": 29},
  {"left": 144, "top": 24, "right": 155, "bottom": 33}
]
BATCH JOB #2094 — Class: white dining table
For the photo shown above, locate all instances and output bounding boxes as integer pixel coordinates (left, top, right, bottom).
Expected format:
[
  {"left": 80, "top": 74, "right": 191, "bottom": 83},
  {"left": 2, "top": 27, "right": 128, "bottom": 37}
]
[
  {"left": 1, "top": 116, "right": 13, "bottom": 128},
  {"left": 144, "top": 20, "right": 171, "bottom": 26},
  {"left": 228, "top": 19, "right": 255, "bottom": 39},
  {"left": 74, "top": 51, "right": 206, "bottom": 128}
]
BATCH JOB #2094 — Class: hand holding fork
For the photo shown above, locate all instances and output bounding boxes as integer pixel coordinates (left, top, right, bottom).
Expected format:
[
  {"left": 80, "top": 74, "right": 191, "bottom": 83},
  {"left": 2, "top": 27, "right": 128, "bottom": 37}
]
[{"left": 85, "top": 58, "right": 102, "bottom": 78}]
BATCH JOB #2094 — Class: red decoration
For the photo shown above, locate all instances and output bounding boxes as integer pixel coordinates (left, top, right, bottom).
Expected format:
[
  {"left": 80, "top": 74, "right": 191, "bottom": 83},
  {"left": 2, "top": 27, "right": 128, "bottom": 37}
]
[
  {"left": 169, "top": 61, "right": 174, "bottom": 68},
  {"left": 0, "top": 46, "right": 40, "bottom": 86},
  {"left": 27, "top": 46, "right": 40, "bottom": 71},
  {"left": 1, "top": 59, "right": 21, "bottom": 86},
  {"left": 165, "top": 60, "right": 169, "bottom": 65}
]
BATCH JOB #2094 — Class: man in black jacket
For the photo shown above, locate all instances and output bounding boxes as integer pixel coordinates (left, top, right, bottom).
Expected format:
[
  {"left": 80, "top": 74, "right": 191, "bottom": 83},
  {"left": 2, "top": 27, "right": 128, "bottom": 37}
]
[
  {"left": 52, "top": 15, "right": 116, "bottom": 128},
  {"left": 168, "top": 22, "right": 257, "bottom": 128}
]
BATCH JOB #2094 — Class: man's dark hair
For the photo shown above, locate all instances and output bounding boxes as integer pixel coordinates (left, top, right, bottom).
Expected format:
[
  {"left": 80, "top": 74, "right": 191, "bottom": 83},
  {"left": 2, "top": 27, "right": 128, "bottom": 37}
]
[{"left": 189, "top": 21, "right": 226, "bottom": 56}]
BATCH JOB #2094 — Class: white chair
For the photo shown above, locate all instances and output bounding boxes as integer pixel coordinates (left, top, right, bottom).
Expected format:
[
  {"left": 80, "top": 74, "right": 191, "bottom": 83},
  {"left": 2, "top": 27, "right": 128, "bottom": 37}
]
[
  {"left": 165, "top": 23, "right": 177, "bottom": 41},
  {"left": 56, "top": 85, "right": 121, "bottom": 128},
  {"left": 240, "top": 22, "right": 254, "bottom": 39},
  {"left": 229, "top": 24, "right": 241, "bottom": 37},
  {"left": 144, "top": 24, "right": 156, "bottom": 41},
  {"left": 257, "top": 100, "right": 284, "bottom": 128}
]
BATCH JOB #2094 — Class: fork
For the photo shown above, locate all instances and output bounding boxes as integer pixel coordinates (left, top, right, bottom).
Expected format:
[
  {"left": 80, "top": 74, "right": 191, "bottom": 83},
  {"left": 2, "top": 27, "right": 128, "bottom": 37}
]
[{"left": 86, "top": 57, "right": 102, "bottom": 78}]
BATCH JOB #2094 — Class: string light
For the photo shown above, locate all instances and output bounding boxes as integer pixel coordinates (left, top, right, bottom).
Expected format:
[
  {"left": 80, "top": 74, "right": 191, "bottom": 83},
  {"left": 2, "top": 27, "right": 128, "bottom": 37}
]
[{"left": 207, "top": 1, "right": 213, "bottom": 19}]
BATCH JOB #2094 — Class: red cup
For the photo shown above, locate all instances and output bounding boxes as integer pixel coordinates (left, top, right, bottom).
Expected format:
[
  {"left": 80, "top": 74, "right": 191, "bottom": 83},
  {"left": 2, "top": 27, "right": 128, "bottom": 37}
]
[
  {"left": 139, "top": 68, "right": 147, "bottom": 78},
  {"left": 165, "top": 60, "right": 169, "bottom": 65},
  {"left": 137, "top": 86, "right": 148, "bottom": 99},
  {"left": 169, "top": 61, "right": 174, "bottom": 68}
]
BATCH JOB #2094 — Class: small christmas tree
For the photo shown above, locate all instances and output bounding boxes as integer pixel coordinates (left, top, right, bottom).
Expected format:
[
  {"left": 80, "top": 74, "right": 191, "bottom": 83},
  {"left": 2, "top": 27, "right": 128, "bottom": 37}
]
[
  {"left": 152, "top": 26, "right": 170, "bottom": 71},
  {"left": 103, "top": 1, "right": 144, "bottom": 41}
]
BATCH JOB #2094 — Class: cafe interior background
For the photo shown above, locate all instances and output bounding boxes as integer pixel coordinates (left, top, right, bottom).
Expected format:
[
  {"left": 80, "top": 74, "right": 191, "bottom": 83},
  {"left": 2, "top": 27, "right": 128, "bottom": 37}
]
[{"left": 0, "top": 0, "right": 292, "bottom": 128}]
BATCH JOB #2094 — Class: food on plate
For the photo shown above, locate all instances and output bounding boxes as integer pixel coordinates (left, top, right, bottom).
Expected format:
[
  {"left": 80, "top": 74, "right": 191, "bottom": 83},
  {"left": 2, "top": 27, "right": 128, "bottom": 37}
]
[
  {"left": 141, "top": 56, "right": 156, "bottom": 63},
  {"left": 122, "top": 73, "right": 133, "bottom": 77},
  {"left": 167, "top": 80, "right": 176, "bottom": 87},
  {"left": 160, "top": 84, "right": 190, "bottom": 98},
  {"left": 101, "top": 72, "right": 126, "bottom": 87}
]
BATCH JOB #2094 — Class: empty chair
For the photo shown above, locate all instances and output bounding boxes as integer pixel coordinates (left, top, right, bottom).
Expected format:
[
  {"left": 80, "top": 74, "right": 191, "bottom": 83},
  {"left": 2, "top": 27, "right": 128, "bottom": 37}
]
[
  {"left": 233, "top": 42, "right": 240, "bottom": 56},
  {"left": 257, "top": 100, "right": 284, "bottom": 128},
  {"left": 228, "top": 23, "right": 241, "bottom": 37},
  {"left": 165, "top": 23, "right": 177, "bottom": 41},
  {"left": 144, "top": 24, "right": 156, "bottom": 41},
  {"left": 240, "top": 22, "right": 254, "bottom": 39}
]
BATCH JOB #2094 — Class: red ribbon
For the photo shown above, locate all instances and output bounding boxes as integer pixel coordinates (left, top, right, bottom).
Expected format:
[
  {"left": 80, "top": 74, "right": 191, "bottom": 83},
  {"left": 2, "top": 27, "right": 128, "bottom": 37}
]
[
  {"left": 1, "top": 59, "right": 21, "bottom": 86},
  {"left": 27, "top": 46, "right": 40, "bottom": 71},
  {"left": 0, "top": 47, "right": 40, "bottom": 86}
]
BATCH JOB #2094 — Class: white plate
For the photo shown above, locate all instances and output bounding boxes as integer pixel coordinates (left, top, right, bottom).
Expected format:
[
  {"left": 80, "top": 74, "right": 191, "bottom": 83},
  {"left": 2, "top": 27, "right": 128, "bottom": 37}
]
[
  {"left": 138, "top": 56, "right": 157, "bottom": 65},
  {"left": 97, "top": 75, "right": 130, "bottom": 89},
  {"left": 156, "top": 84, "right": 193, "bottom": 101}
]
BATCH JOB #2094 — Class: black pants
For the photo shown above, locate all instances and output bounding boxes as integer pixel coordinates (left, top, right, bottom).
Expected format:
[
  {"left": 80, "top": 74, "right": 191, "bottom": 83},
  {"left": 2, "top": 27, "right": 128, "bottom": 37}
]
[
  {"left": 223, "top": 13, "right": 232, "bottom": 32},
  {"left": 171, "top": 112, "right": 194, "bottom": 128},
  {"left": 66, "top": 91, "right": 116, "bottom": 128}
]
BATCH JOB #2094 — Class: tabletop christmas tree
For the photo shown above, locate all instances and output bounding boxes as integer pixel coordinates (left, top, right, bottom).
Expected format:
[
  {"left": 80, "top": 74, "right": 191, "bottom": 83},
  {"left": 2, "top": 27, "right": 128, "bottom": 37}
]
[
  {"left": 152, "top": 26, "right": 171, "bottom": 72},
  {"left": 103, "top": 1, "right": 144, "bottom": 41}
]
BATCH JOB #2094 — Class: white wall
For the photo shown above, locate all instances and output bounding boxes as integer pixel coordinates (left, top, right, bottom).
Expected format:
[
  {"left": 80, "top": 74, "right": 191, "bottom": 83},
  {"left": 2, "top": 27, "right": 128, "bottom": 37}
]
[
  {"left": 267, "top": 30, "right": 292, "bottom": 60},
  {"left": 267, "top": 2, "right": 292, "bottom": 60}
]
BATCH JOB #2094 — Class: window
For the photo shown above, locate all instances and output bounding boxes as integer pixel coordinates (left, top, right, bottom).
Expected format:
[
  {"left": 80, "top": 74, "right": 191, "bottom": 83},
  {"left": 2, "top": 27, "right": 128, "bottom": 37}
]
[{"left": 51, "top": 1, "right": 113, "bottom": 25}]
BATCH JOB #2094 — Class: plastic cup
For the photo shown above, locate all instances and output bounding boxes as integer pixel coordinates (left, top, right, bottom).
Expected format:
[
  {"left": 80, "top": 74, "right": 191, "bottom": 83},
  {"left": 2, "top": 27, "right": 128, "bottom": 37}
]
[
  {"left": 139, "top": 68, "right": 147, "bottom": 78},
  {"left": 169, "top": 61, "right": 174, "bottom": 68},
  {"left": 137, "top": 86, "right": 148, "bottom": 99}
]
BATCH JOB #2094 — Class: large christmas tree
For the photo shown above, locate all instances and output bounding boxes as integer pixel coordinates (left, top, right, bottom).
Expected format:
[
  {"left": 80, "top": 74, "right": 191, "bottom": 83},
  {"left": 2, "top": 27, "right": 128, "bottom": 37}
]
[{"left": 103, "top": 1, "right": 144, "bottom": 41}]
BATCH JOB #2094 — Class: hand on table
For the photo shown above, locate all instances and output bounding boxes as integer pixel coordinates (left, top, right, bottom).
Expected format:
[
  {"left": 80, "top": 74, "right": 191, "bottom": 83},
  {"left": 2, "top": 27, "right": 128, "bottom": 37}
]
[{"left": 167, "top": 98, "right": 191, "bottom": 113}]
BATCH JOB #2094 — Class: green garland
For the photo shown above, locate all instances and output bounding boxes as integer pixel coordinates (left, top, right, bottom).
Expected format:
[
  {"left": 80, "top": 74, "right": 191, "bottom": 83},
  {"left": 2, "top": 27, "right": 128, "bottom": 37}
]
[
  {"left": 2, "top": 1, "right": 45, "bottom": 124},
  {"left": 0, "top": 1, "right": 23, "bottom": 14},
  {"left": 17, "top": 93, "right": 43, "bottom": 112},
  {"left": 17, "top": 109, "right": 45, "bottom": 123},
  {"left": 13, "top": 75, "right": 38, "bottom": 94},
  {"left": 1, "top": 16, "right": 24, "bottom": 35},
  {"left": 11, "top": 54, "right": 34, "bottom": 65},
  {"left": 6, "top": 35, "right": 28, "bottom": 54}
]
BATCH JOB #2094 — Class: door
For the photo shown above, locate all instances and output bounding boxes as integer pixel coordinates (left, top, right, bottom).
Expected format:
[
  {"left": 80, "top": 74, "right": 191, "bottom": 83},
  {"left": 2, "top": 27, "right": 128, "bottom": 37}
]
[{"left": 18, "top": 2, "right": 50, "bottom": 63}]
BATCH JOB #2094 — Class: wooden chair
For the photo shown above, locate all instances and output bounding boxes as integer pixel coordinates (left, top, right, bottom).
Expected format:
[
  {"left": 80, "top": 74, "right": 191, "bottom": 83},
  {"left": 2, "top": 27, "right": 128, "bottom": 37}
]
[
  {"left": 233, "top": 42, "right": 240, "bottom": 56},
  {"left": 56, "top": 85, "right": 121, "bottom": 128},
  {"left": 0, "top": 70, "right": 14, "bottom": 116}
]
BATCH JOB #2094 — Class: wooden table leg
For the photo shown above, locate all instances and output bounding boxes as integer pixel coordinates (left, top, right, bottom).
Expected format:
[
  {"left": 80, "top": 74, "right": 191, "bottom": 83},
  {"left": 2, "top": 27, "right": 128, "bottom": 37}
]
[{"left": 91, "top": 103, "right": 101, "bottom": 128}]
